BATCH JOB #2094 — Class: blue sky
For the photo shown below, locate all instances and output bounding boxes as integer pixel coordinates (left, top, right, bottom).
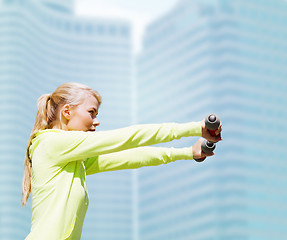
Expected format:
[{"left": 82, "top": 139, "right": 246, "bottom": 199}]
[{"left": 75, "top": 0, "right": 179, "bottom": 53}]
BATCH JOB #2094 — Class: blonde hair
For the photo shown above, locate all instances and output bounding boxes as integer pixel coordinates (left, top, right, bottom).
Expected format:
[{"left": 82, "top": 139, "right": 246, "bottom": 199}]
[{"left": 22, "top": 82, "right": 102, "bottom": 206}]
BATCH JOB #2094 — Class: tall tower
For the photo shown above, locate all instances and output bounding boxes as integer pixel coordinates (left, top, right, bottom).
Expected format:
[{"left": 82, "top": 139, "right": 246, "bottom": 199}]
[
  {"left": 136, "top": 0, "right": 287, "bottom": 239},
  {"left": 0, "top": 0, "right": 133, "bottom": 239},
  {"left": 37, "top": 0, "right": 75, "bottom": 13}
]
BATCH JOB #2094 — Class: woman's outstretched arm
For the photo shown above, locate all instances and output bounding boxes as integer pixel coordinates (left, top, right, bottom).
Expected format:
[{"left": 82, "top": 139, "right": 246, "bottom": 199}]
[
  {"left": 31, "top": 122, "right": 202, "bottom": 165},
  {"left": 84, "top": 145, "right": 194, "bottom": 175}
]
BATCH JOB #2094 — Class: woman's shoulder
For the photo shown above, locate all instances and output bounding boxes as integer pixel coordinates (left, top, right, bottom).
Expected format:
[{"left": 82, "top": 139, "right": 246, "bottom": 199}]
[
  {"left": 36, "top": 129, "right": 63, "bottom": 136},
  {"left": 30, "top": 129, "right": 90, "bottom": 158},
  {"left": 34, "top": 129, "right": 91, "bottom": 144},
  {"left": 36, "top": 129, "right": 87, "bottom": 137}
]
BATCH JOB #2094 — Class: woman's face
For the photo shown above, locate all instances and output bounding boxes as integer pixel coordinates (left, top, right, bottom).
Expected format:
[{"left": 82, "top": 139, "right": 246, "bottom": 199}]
[{"left": 65, "top": 95, "right": 100, "bottom": 132}]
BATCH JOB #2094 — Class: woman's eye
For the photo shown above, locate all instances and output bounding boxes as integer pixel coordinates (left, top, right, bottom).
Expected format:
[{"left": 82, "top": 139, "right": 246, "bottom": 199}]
[{"left": 89, "top": 111, "right": 97, "bottom": 118}]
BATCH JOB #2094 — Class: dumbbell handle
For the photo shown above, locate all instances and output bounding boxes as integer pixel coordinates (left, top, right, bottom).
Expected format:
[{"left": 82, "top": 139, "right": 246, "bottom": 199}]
[{"left": 194, "top": 139, "right": 216, "bottom": 162}]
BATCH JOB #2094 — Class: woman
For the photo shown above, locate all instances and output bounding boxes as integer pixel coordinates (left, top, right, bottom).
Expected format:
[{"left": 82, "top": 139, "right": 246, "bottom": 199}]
[{"left": 22, "top": 82, "right": 222, "bottom": 239}]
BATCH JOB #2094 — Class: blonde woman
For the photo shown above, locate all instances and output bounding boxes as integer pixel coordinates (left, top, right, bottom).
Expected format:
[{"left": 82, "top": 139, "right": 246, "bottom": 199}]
[{"left": 22, "top": 82, "right": 222, "bottom": 240}]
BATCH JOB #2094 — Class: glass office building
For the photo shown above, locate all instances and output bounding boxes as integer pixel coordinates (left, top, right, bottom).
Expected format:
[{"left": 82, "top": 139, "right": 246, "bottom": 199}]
[
  {"left": 2, "top": 0, "right": 287, "bottom": 239},
  {"left": 0, "top": 0, "right": 133, "bottom": 239},
  {"left": 136, "top": 0, "right": 287, "bottom": 239}
]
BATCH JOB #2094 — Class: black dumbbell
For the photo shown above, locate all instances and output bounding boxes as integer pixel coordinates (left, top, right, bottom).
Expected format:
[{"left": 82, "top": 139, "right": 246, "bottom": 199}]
[
  {"left": 205, "top": 113, "right": 220, "bottom": 138},
  {"left": 194, "top": 139, "right": 216, "bottom": 162}
]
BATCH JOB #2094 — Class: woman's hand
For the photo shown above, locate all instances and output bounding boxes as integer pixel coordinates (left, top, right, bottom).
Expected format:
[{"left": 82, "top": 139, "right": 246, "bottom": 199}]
[
  {"left": 192, "top": 138, "right": 214, "bottom": 160},
  {"left": 201, "top": 119, "right": 222, "bottom": 143}
]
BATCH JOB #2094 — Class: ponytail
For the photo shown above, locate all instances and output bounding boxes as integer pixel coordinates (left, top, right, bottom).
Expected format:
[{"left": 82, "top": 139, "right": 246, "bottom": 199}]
[
  {"left": 22, "top": 94, "right": 51, "bottom": 206},
  {"left": 21, "top": 83, "right": 102, "bottom": 206}
]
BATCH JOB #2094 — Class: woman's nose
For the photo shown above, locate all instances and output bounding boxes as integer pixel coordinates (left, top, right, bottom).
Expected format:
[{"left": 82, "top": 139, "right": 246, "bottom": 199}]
[{"left": 93, "top": 118, "right": 100, "bottom": 126}]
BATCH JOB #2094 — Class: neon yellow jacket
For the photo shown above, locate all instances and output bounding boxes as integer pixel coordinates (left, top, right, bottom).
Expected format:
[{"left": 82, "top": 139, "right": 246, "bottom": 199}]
[{"left": 25, "top": 122, "right": 202, "bottom": 240}]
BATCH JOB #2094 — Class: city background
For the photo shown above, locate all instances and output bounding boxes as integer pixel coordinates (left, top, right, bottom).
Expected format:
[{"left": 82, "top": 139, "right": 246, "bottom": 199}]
[{"left": 1, "top": 0, "right": 287, "bottom": 239}]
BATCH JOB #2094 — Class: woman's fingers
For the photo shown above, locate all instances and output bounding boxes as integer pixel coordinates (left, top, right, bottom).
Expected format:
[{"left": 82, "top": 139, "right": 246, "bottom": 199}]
[
  {"left": 193, "top": 138, "right": 215, "bottom": 160},
  {"left": 202, "top": 120, "right": 223, "bottom": 142},
  {"left": 215, "top": 123, "right": 222, "bottom": 136}
]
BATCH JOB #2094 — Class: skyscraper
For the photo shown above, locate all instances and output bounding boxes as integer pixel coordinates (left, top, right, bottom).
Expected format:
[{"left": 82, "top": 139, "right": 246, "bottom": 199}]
[
  {"left": 0, "top": 0, "right": 133, "bottom": 239},
  {"left": 136, "top": 0, "right": 287, "bottom": 239}
]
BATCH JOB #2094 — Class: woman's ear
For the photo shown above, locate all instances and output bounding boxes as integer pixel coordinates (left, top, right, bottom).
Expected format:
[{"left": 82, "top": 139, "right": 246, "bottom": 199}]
[{"left": 61, "top": 104, "right": 71, "bottom": 120}]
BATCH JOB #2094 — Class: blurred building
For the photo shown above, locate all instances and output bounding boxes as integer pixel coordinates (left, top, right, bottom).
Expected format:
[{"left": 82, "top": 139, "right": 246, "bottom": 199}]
[
  {"left": 136, "top": 0, "right": 287, "bottom": 239},
  {"left": 0, "top": 0, "right": 133, "bottom": 239},
  {"left": 2, "top": 0, "right": 287, "bottom": 239}
]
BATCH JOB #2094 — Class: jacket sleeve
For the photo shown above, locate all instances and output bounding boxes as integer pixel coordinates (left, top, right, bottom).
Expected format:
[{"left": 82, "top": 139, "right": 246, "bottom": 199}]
[
  {"left": 36, "top": 121, "right": 201, "bottom": 165},
  {"left": 84, "top": 146, "right": 194, "bottom": 175}
]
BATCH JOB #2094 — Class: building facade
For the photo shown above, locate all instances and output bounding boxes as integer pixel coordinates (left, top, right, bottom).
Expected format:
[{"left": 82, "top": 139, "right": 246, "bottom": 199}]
[
  {"left": 0, "top": 0, "right": 133, "bottom": 239},
  {"left": 136, "top": 0, "right": 287, "bottom": 239},
  {"left": 2, "top": 0, "right": 287, "bottom": 239}
]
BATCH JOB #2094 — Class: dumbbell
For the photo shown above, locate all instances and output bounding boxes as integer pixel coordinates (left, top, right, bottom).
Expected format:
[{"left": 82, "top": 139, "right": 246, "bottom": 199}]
[
  {"left": 194, "top": 140, "right": 216, "bottom": 162},
  {"left": 205, "top": 113, "right": 221, "bottom": 138},
  {"left": 194, "top": 113, "right": 220, "bottom": 162}
]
